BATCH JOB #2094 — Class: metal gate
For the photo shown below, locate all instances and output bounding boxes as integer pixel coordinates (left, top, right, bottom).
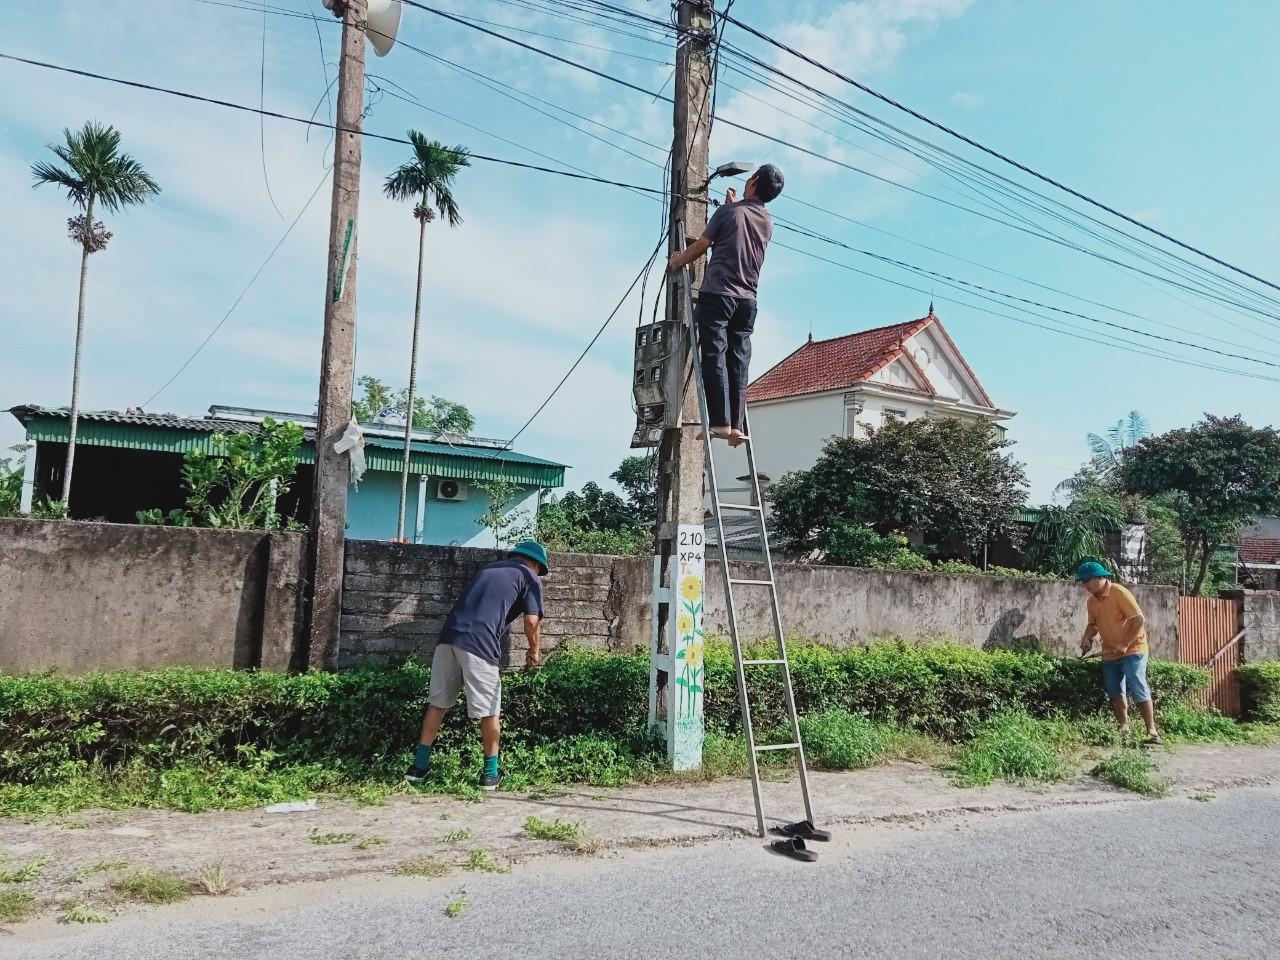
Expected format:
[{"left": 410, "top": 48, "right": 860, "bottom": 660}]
[{"left": 1177, "top": 597, "right": 1242, "bottom": 715}]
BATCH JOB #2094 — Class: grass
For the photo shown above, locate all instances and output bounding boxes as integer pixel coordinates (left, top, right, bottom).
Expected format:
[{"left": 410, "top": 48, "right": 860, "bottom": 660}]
[
  {"left": 444, "top": 890, "right": 469, "bottom": 918},
  {"left": 61, "top": 902, "right": 112, "bottom": 924},
  {"left": 1158, "top": 704, "right": 1279, "bottom": 745},
  {"left": 440, "top": 828, "right": 473, "bottom": 843},
  {"left": 0, "top": 857, "right": 51, "bottom": 884},
  {"left": 1190, "top": 792, "right": 1216, "bottom": 803},
  {"left": 63, "top": 858, "right": 129, "bottom": 885},
  {"left": 308, "top": 829, "right": 358, "bottom": 846},
  {"left": 1091, "top": 751, "right": 1170, "bottom": 796},
  {"left": 950, "top": 711, "right": 1079, "bottom": 786},
  {"left": 356, "top": 836, "right": 389, "bottom": 850},
  {"left": 110, "top": 870, "right": 191, "bottom": 905},
  {"left": 195, "top": 862, "right": 239, "bottom": 896},
  {"left": 464, "top": 850, "right": 510, "bottom": 874},
  {"left": 571, "top": 834, "right": 603, "bottom": 856},
  {"left": 394, "top": 857, "right": 450, "bottom": 878},
  {"left": 0, "top": 889, "right": 35, "bottom": 923},
  {"left": 523, "top": 816, "right": 583, "bottom": 843},
  {"left": 799, "top": 710, "right": 941, "bottom": 770}
]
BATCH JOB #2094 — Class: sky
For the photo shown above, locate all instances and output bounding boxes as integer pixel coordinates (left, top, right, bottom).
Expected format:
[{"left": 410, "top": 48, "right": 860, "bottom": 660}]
[{"left": 2, "top": 0, "right": 1278, "bottom": 503}]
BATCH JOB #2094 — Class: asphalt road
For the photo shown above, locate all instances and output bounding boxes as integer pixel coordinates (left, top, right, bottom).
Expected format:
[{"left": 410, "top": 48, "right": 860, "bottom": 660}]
[{"left": 15, "top": 786, "right": 1280, "bottom": 960}]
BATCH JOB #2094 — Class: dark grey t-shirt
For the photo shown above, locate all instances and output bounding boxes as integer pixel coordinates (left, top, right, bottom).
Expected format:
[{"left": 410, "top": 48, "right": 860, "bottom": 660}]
[
  {"left": 700, "top": 198, "right": 773, "bottom": 300},
  {"left": 438, "top": 559, "right": 544, "bottom": 666}
]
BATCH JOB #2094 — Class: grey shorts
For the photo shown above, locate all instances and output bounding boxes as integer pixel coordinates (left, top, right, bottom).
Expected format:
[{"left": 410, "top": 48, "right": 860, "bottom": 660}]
[{"left": 428, "top": 643, "right": 502, "bottom": 719}]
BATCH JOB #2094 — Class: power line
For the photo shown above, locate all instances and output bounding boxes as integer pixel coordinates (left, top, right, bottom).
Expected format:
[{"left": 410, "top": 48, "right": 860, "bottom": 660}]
[
  {"left": 773, "top": 219, "right": 1280, "bottom": 370},
  {"left": 505, "top": 230, "right": 669, "bottom": 448},
  {"left": 406, "top": 3, "right": 1280, "bottom": 323},
  {"left": 715, "top": 8, "right": 1280, "bottom": 300},
  {"left": 0, "top": 52, "right": 698, "bottom": 201},
  {"left": 142, "top": 169, "right": 333, "bottom": 407}
]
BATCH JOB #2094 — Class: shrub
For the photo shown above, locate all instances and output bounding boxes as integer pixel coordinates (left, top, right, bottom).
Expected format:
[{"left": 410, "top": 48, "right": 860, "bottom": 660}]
[
  {"left": 1158, "top": 703, "right": 1276, "bottom": 744},
  {"left": 0, "top": 646, "right": 1208, "bottom": 784},
  {"left": 1239, "top": 662, "right": 1280, "bottom": 723},
  {"left": 796, "top": 710, "right": 929, "bottom": 770}
]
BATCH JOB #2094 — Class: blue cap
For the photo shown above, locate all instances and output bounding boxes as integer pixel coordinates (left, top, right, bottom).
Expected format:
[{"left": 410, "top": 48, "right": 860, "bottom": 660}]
[
  {"left": 510, "top": 540, "right": 549, "bottom": 575},
  {"left": 1075, "top": 560, "right": 1113, "bottom": 582}
]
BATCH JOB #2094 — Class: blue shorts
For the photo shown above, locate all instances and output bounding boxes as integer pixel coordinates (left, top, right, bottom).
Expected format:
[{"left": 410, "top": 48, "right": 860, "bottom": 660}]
[{"left": 1102, "top": 654, "right": 1151, "bottom": 703}]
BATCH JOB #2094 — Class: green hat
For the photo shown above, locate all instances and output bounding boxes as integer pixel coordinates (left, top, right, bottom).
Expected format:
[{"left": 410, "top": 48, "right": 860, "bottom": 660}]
[
  {"left": 510, "top": 540, "right": 549, "bottom": 575},
  {"left": 1075, "top": 561, "right": 1113, "bottom": 582}
]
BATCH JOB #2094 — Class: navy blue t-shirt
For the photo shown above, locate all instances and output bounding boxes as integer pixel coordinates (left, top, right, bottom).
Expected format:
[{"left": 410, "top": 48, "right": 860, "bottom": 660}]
[{"left": 437, "top": 559, "right": 544, "bottom": 666}]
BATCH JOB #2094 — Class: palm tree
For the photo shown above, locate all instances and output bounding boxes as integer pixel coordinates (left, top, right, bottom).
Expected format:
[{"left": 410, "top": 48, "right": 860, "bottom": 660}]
[
  {"left": 32, "top": 122, "right": 160, "bottom": 504},
  {"left": 382, "top": 132, "right": 469, "bottom": 541},
  {"left": 1086, "top": 410, "right": 1150, "bottom": 482}
]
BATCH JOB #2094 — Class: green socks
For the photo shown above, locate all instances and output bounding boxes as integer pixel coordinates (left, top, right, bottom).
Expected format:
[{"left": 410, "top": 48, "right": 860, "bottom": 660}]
[
  {"left": 414, "top": 743, "right": 432, "bottom": 770},
  {"left": 483, "top": 754, "right": 499, "bottom": 778}
]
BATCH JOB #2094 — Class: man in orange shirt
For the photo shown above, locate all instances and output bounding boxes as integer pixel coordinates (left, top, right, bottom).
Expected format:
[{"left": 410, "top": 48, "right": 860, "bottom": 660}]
[{"left": 1077, "top": 561, "right": 1161, "bottom": 745}]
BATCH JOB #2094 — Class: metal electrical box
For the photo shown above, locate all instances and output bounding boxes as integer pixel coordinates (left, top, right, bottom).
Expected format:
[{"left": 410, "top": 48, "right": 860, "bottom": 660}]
[{"left": 630, "top": 319, "right": 677, "bottom": 448}]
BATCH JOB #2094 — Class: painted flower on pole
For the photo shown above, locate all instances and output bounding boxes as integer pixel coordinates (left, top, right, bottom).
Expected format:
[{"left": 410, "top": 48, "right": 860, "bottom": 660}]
[{"left": 674, "top": 573, "right": 705, "bottom": 719}]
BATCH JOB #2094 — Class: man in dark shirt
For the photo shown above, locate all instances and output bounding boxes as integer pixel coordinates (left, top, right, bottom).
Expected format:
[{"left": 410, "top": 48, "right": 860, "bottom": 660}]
[
  {"left": 404, "top": 540, "right": 548, "bottom": 791},
  {"left": 668, "top": 163, "right": 785, "bottom": 444}
]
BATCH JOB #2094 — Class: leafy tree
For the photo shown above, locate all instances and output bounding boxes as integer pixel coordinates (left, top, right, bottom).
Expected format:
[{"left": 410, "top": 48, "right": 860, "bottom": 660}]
[
  {"left": 1120, "top": 414, "right": 1280, "bottom": 595},
  {"left": 474, "top": 478, "right": 534, "bottom": 548},
  {"left": 814, "top": 523, "right": 929, "bottom": 570},
  {"left": 0, "top": 446, "right": 29, "bottom": 518},
  {"left": 1026, "top": 489, "right": 1124, "bottom": 578},
  {"left": 351, "top": 376, "right": 475, "bottom": 435},
  {"left": 610, "top": 455, "right": 657, "bottom": 524},
  {"left": 383, "top": 133, "right": 469, "bottom": 541},
  {"left": 768, "top": 417, "right": 1027, "bottom": 563},
  {"left": 138, "top": 419, "right": 304, "bottom": 531},
  {"left": 32, "top": 122, "right": 161, "bottom": 503},
  {"left": 536, "top": 481, "right": 649, "bottom": 556}
]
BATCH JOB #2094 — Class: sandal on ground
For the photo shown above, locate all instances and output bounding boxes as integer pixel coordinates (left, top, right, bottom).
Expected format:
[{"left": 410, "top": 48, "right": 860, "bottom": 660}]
[
  {"left": 771, "top": 819, "right": 832, "bottom": 842},
  {"left": 769, "top": 836, "right": 818, "bottom": 862}
]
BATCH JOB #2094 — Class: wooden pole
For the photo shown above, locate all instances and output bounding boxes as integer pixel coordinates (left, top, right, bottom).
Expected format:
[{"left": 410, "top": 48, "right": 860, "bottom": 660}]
[
  {"left": 305, "top": 0, "right": 367, "bottom": 669},
  {"left": 652, "top": 0, "right": 714, "bottom": 769}
]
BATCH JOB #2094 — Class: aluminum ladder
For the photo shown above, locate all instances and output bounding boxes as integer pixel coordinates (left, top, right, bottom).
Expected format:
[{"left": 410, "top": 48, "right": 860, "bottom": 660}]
[{"left": 680, "top": 262, "right": 815, "bottom": 839}]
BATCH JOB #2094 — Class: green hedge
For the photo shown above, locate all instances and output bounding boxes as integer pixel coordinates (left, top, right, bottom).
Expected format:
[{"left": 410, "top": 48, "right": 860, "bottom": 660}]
[
  {"left": 0, "top": 644, "right": 1208, "bottom": 784},
  {"left": 1239, "top": 662, "right": 1280, "bottom": 722}
]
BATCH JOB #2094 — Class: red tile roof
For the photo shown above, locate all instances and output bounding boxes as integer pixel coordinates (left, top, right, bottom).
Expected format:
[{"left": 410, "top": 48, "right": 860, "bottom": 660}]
[
  {"left": 748, "top": 317, "right": 932, "bottom": 403},
  {"left": 1240, "top": 538, "right": 1280, "bottom": 565}
]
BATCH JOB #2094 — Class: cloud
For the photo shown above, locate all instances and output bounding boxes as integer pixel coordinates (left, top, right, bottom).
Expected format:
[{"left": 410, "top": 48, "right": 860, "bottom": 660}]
[{"left": 951, "top": 91, "right": 983, "bottom": 109}]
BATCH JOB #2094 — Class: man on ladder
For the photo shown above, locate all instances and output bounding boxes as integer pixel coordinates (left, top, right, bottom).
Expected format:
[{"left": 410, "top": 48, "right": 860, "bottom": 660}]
[
  {"left": 666, "top": 162, "right": 829, "bottom": 862},
  {"left": 668, "top": 164, "right": 785, "bottom": 445}
]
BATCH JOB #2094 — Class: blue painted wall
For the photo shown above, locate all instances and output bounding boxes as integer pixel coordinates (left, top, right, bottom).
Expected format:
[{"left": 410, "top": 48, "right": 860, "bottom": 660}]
[{"left": 346, "top": 474, "right": 542, "bottom": 547}]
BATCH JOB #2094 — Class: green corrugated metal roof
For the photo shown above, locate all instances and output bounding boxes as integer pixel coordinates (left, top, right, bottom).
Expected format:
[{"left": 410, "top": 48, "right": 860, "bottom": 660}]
[{"left": 14, "top": 407, "right": 566, "bottom": 488}]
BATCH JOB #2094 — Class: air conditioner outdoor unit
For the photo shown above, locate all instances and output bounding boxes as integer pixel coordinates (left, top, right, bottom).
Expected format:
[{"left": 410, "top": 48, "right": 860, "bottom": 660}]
[{"left": 436, "top": 479, "right": 469, "bottom": 502}]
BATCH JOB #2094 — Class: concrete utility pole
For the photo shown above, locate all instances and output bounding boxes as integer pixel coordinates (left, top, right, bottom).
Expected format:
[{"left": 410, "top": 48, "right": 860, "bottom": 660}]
[
  {"left": 650, "top": 0, "right": 714, "bottom": 770},
  {"left": 306, "top": 0, "right": 368, "bottom": 670}
]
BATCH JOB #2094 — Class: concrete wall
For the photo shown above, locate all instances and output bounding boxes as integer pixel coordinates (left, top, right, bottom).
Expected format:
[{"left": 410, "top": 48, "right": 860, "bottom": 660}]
[
  {"left": 339, "top": 543, "right": 1181, "bottom": 667},
  {"left": 0, "top": 519, "right": 304, "bottom": 674},
  {"left": 1242, "top": 591, "right": 1280, "bottom": 663},
  {"left": 340, "top": 541, "right": 625, "bottom": 669}
]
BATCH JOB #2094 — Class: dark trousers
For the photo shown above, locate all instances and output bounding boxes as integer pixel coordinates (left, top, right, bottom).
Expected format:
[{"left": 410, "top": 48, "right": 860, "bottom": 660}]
[{"left": 695, "top": 292, "right": 757, "bottom": 431}]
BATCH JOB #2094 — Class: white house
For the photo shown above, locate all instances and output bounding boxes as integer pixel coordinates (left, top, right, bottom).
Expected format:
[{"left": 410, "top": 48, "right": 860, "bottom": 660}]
[{"left": 709, "top": 309, "right": 1014, "bottom": 547}]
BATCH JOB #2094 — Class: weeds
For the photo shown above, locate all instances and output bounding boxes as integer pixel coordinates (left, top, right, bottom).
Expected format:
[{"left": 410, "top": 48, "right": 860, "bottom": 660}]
[
  {"left": 1091, "top": 751, "right": 1170, "bottom": 796},
  {"left": 64, "top": 858, "right": 129, "bottom": 884},
  {"left": 950, "top": 711, "right": 1079, "bottom": 786},
  {"left": 572, "top": 835, "right": 603, "bottom": 856},
  {"left": 195, "top": 862, "right": 239, "bottom": 896},
  {"left": 0, "top": 857, "right": 50, "bottom": 884},
  {"left": 440, "top": 828, "right": 473, "bottom": 844},
  {"left": 799, "top": 710, "right": 940, "bottom": 770},
  {"left": 465, "top": 850, "right": 510, "bottom": 874},
  {"left": 308, "top": 829, "right": 357, "bottom": 846},
  {"left": 0, "top": 889, "right": 35, "bottom": 923},
  {"left": 110, "top": 870, "right": 191, "bottom": 905},
  {"left": 356, "top": 837, "right": 389, "bottom": 850},
  {"left": 523, "top": 816, "right": 582, "bottom": 843},
  {"left": 445, "top": 890, "right": 469, "bottom": 918},
  {"left": 1190, "top": 792, "right": 1216, "bottom": 803},
  {"left": 61, "top": 903, "right": 112, "bottom": 924},
  {"left": 394, "top": 858, "right": 449, "bottom": 878}
]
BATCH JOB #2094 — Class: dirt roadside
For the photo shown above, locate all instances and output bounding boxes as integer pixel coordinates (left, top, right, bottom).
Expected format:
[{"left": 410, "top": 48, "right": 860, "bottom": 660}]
[{"left": 2, "top": 742, "right": 1278, "bottom": 928}]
